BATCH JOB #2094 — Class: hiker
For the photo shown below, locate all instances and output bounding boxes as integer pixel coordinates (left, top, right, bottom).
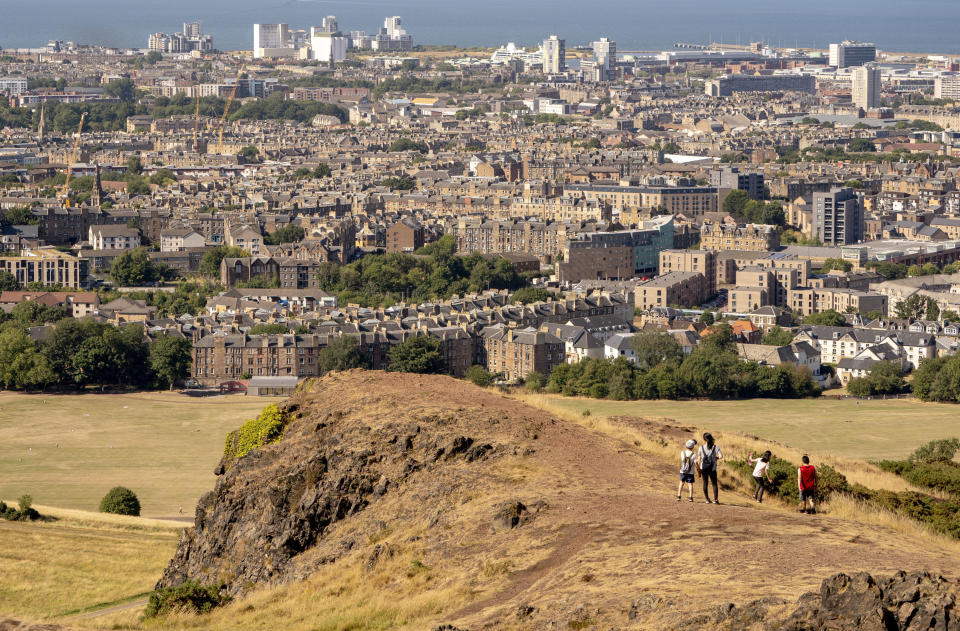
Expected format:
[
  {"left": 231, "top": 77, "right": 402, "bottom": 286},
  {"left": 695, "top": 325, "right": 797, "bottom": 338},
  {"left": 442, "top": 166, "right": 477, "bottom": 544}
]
[
  {"left": 697, "top": 433, "right": 723, "bottom": 504},
  {"left": 798, "top": 455, "right": 818, "bottom": 514},
  {"left": 677, "top": 439, "right": 698, "bottom": 502},
  {"left": 747, "top": 451, "right": 773, "bottom": 503}
]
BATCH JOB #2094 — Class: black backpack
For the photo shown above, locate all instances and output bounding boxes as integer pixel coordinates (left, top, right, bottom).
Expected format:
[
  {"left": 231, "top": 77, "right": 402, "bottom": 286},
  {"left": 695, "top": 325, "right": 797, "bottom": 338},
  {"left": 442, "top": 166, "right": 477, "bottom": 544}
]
[{"left": 700, "top": 445, "right": 717, "bottom": 471}]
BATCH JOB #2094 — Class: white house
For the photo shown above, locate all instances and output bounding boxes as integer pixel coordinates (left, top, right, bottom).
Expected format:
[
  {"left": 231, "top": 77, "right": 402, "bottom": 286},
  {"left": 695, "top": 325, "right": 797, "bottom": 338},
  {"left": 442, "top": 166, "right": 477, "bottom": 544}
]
[
  {"left": 160, "top": 228, "right": 206, "bottom": 252},
  {"left": 604, "top": 332, "right": 637, "bottom": 365},
  {"left": 88, "top": 225, "right": 140, "bottom": 251}
]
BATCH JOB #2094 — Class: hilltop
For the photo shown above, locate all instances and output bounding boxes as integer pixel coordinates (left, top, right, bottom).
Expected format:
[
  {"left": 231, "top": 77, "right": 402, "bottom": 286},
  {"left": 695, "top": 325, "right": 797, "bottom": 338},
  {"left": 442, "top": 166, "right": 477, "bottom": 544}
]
[{"left": 147, "top": 370, "right": 960, "bottom": 630}]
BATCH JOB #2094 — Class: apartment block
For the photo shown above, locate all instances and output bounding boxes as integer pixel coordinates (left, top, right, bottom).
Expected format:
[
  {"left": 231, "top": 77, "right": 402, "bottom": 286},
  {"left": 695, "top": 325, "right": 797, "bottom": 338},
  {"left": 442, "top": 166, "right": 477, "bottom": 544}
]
[
  {"left": 0, "top": 248, "right": 88, "bottom": 289},
  {"left": 558, "top": 216, "right": 674, "bottom": 282},
  {"left": 700, "top": 221, "right": 780, "bottom": 252},
  {"left": 634, "top": 271, "right": 710, "bottom": 310},
  {"left": 482, "top": 326, "right": 564, "bottom": 381},
  {"left": 814, "top": 187, "right": 863, "bottom": 245},
  {"left": 658, "top": 249, "right": 717, "bottom": 297},
  {"left": 386, "top": 217, "right": 424, "bottom": 253},
  {"left": 220, "top": 256, "right": 322, "bottom": 289}
]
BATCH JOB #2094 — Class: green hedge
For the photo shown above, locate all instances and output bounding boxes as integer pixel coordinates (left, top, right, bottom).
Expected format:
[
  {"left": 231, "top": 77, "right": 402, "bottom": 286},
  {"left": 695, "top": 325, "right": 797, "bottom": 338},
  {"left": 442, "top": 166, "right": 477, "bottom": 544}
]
[
  {"left": 99, "top": 486, "right": 141, "bottom": 516},
  {"left": 224, "top": 404, "right": 288, "bottom": 460}
]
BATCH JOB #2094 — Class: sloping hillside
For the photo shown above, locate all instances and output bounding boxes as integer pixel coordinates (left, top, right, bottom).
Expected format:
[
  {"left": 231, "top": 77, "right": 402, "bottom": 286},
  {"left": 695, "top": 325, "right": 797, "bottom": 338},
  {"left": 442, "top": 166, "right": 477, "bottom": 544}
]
[{"left": 152, "top": 371, "right": 960, "bottom": 630}]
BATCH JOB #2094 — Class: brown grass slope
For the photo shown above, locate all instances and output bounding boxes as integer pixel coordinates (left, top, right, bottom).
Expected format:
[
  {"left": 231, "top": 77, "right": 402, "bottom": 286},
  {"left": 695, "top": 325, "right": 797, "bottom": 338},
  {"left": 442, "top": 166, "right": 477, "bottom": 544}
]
[{"left": 151, "top": 371, "right": 960, "bottom": 630}]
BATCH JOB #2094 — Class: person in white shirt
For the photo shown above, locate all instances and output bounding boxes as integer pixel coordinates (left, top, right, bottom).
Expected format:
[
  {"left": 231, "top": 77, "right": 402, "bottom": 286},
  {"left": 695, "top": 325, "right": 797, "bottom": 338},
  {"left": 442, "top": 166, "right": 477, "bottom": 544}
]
[
  {"left": 677, "top": 438, "right": 698, "bottom": 502},
  {"left": 747, "top": 450, "right": 773, "bottom": 503},
  {"left": 697, "top": 433, "right": 723, "bottom": 504}
]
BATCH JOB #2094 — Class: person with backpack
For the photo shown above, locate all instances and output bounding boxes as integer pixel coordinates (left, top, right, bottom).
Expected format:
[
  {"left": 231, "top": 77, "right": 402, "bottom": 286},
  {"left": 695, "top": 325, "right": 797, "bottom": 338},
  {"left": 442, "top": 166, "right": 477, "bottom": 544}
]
[
  {"left": 677, "top": 438, "right": 698, "bottom": 502},
  {"left": 697, "top": 433, "right": 723, "bottom": 504},
  {"left": 798, "top": 455, "right": 818, "bottom": 514},
  {"left": 747, "top": 451, "right": 773, "bottom": 503}
]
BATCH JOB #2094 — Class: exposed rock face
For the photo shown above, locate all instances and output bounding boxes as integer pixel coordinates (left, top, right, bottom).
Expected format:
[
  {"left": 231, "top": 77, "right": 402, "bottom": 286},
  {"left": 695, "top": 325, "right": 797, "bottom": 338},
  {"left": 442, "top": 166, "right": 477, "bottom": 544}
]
[
  {"left": 779, "top": 571, "right": 960, "bottom": 631},
  {"left": 158, "top": 374, "right": 507, "bottom": 595},
  {"left": 684, "top": 571, "right": 960, "bottom": 631}
]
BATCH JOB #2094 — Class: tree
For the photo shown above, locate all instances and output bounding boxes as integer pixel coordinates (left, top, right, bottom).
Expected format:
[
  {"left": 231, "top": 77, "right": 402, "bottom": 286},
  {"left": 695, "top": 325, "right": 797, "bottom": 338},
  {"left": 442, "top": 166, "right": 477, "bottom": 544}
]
[
  {"left": 895, "top": 295, "right": 929, "bottom": 320},
  {"left": 264, "top": 224, "right": 306, "bottom": 245},
  {"left": 110, "top": 248, "right": 159, "bottom": 286},
  {"left": 761, "top": 326, "right": 794, "bottom": 346},
  {"left": 848, "top": 138, "right": 876, "bottom": 153},
  {"left": 313, "top": 163, "right": 331, "bottom": 178},
  {"left": 630, "top": 331, "right": 683, "bottom": 370},
  {"left": 248, "top": 323, "right": 290, "bottom": 335},
  {"left": 511, "top": 287, "right": 552, "bottom": 304},
  {"left": 380, "top": 175, "right": 416, "bottom": 190},
  {"left": 804, "top": 310, "right": 847, "bottom": 327},
  {"left": 525, "top": 371, "right": 547, "bottom": 392},
  {"left": 99, "top": 486, "right": 141, "bottom": 516},
  {"left": 199, "top": 245, "right": 249, "bottom": 278},
  {"left": 699, "top": 311, "right": 714, "bottom": 325},
  {"left": 239, "top": 146, "right": 259, "bottom": 159},
  {"left": 722, "top": 190, "right": 751, "bottom": 216},
  {"left": 821, "top": 258, "right": 853, "bottom": 273},
  {"left": 387, "top": 335, "right": 444, "bottom": 374},
  {"left": 103, "top": 78, "right": 136, "bottom": 102},
  {"left": 388, "top": 138, "right": 429, "bottom": 153},
  {"left": 847, "top": 361, "right": 906, "bottom": 397},
  {"left": 317, "top": 336, "right": 370, "bottom": 373},
  {"left": 126, "top": 156, "right": 143, "bottom": 176},
  {"left": 144, "top": 51, "right": 163, "bottom": 65},
  {"left": 149, "top": 336, "right": 192, "bottom": 390},
  {"left": 149, "top": 169, "right": 177, "bottom": 186},
  {"left": 466, "top": 365, "right": 496, "bottom": 387}
]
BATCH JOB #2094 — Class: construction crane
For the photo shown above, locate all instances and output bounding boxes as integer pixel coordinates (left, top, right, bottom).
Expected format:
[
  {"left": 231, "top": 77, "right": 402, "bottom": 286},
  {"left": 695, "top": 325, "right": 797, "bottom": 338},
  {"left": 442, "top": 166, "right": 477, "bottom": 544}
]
[
  {"left": 217, "top": 65, "right": 245, "bottom": 154},
  {"left": 63, "top": 112, "right": 86, "bottom": 208}
]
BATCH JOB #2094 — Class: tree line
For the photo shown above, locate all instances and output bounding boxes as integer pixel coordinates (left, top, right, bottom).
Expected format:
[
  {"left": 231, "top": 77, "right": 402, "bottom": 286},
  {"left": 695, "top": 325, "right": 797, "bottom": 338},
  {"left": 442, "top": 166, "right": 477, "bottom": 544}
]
[
  {"left": 0, "top": 317, "right": 191, "bottom": 391},
  {"left": 546, "top": 325, "right": 819, "bottom": 401},
  {"left": 315, "top": 235, "right": 531, "bottom": 307}
]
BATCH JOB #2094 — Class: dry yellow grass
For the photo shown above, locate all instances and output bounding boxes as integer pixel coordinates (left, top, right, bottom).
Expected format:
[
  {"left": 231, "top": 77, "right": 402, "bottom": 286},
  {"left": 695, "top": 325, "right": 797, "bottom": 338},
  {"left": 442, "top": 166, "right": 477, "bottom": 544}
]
[
  {"left": 0, "top": 391, "right": 268, "bottom": 516},
  {"left": 0, "top": 505, "right": 181, "bottom": 620}
]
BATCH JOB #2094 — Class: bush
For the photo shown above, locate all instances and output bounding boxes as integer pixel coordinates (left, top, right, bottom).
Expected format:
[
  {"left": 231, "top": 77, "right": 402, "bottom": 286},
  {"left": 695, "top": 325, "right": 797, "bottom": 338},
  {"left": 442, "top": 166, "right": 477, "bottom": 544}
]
[
  {"left": 224, "top": 404, "right": 288, "bottom": 460},
  {"left": 728, "top": 456, "right": 848, "bottom": 503},
  {"left": 525, "top": 371, "right": 547, "bottom": 392},
  {"left": 466, "top": 365, "right": 496, "bottom": 387},
  {"left": 144, "top": 580, "right": 230, "bottom": 618},
  {"left": 99, "top": 486, "right": 141, "bottom": 516},
  {"left": 0, "top": 495, "right": 39, "bottom": 521}
]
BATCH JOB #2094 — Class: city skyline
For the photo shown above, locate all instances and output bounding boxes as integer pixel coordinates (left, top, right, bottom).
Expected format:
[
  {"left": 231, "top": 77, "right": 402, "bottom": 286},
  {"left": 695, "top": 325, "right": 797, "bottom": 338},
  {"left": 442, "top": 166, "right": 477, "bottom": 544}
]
[{"left": 5, "top": 0, "right": 960, "bottom": 53}]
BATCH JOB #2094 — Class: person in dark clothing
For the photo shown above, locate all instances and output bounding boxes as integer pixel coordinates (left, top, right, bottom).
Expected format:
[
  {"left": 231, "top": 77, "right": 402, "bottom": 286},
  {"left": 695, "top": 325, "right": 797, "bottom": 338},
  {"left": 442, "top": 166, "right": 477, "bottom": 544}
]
[
  {"left": 748, "top": 450, "right": 773, "bottom": 503},
  {"left": 697, "top": 432, "right": 723, "bottom": 504}
]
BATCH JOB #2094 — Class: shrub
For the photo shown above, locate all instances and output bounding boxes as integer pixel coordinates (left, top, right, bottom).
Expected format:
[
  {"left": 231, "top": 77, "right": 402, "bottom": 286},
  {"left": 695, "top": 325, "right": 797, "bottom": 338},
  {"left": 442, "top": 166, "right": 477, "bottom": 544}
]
[
  {"left": 224, "top": 404, "right": 288, "bottom": 460},
  {"left": 99, "top": 486, "right": 141, "bottom": 516},
  {"left": 525, "top": 371, "right": 547, "bottom": 392},
  {"left": 144, "top": 580, "right": 230, "bottom": 618},
  {"left": 728, "top": 457, "right": 848, "bottom": 503},
  {"left": 466, "top": 365, "right": 496, "bottom": 387}
]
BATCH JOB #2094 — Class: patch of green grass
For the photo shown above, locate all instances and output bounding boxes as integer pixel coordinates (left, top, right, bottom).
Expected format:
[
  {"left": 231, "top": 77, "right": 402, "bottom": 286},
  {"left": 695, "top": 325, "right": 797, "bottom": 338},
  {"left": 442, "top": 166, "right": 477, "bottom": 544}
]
[
  {"left": 0, "top": 391, "right": 269, "bottom": 517},
  {"left": 535, "top": 395, "right": 960, "bottom": 461}
]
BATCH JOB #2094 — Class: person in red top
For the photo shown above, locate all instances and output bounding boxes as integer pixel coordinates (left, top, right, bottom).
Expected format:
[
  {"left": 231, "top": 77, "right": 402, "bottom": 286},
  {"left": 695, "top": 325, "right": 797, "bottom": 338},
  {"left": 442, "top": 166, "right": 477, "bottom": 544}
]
[{"left": 798, "top": 455, "right": 818, "bottom": 514}]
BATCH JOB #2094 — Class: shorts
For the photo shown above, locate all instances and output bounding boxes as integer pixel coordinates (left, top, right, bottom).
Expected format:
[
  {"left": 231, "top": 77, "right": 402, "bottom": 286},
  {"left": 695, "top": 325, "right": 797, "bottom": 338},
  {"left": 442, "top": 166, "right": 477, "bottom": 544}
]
[
  {"left": 800, "top": 489, "right": 816, "bottom": 501},
  {"left": 681, "top": 473, "right": 695, "bottom": 483}
]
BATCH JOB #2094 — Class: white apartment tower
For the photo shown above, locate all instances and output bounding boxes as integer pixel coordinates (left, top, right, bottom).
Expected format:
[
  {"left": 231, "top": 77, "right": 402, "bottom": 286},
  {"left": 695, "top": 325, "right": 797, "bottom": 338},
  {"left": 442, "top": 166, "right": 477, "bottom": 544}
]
[
  {"left": 851, "top": 65, "right": 881, "bottom": 110},
  {"left": 183, "top": 21, "right": 202, "bottom": 39},
  {"left": 311, "top": 27, "right": 348, "bottom": 63},
  {"left": 384, "top": 16, "right": 405, "bottom": 38},
  {"left": 253, "top": 23, "right": 290, "bottom": 58},
  {"left": 591, "top": 37, "right": 616, "bottom": 78},
  {"left": 829, "top": 41, "right": 877, "bottom": 68},
  {"left": 543, "top": 35, "right": 566, "bottom": 74}
]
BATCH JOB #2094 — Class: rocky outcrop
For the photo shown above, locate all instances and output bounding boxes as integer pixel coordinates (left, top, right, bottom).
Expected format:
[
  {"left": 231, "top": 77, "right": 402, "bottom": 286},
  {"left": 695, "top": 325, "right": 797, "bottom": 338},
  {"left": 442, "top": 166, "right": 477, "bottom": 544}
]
[
  {"left": 778, "top": 571, "right": 960, "bottom": 631},
  {"left": 680, "top": 571, "right": 960, "bottom": 631},
  {"left": 158, "top": 374, "right": 508, "bottom": 595}
]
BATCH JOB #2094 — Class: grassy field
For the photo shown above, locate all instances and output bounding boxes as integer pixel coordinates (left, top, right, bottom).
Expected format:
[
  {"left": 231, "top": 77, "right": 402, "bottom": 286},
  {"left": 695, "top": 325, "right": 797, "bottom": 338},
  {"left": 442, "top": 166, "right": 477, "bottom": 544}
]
[
  {"left": 0, "top": 505, "right": 181, "bottom": 620},
  {"left": 0, "top": 391, "right": 269, "bottom": 517},
  {"left": 521, "top": 394, "right": 960, "bottom": 461}
]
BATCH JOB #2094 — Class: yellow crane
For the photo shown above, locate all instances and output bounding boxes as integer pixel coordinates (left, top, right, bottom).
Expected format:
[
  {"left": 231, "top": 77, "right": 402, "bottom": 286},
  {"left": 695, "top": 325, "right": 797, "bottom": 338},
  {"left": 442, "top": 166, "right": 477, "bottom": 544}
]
[
  {"left": 217, "top": 65, "right": 246, "bottom": 154},
  {"left": 63, "top": 112, "right": 86, "bottom": 208}
]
